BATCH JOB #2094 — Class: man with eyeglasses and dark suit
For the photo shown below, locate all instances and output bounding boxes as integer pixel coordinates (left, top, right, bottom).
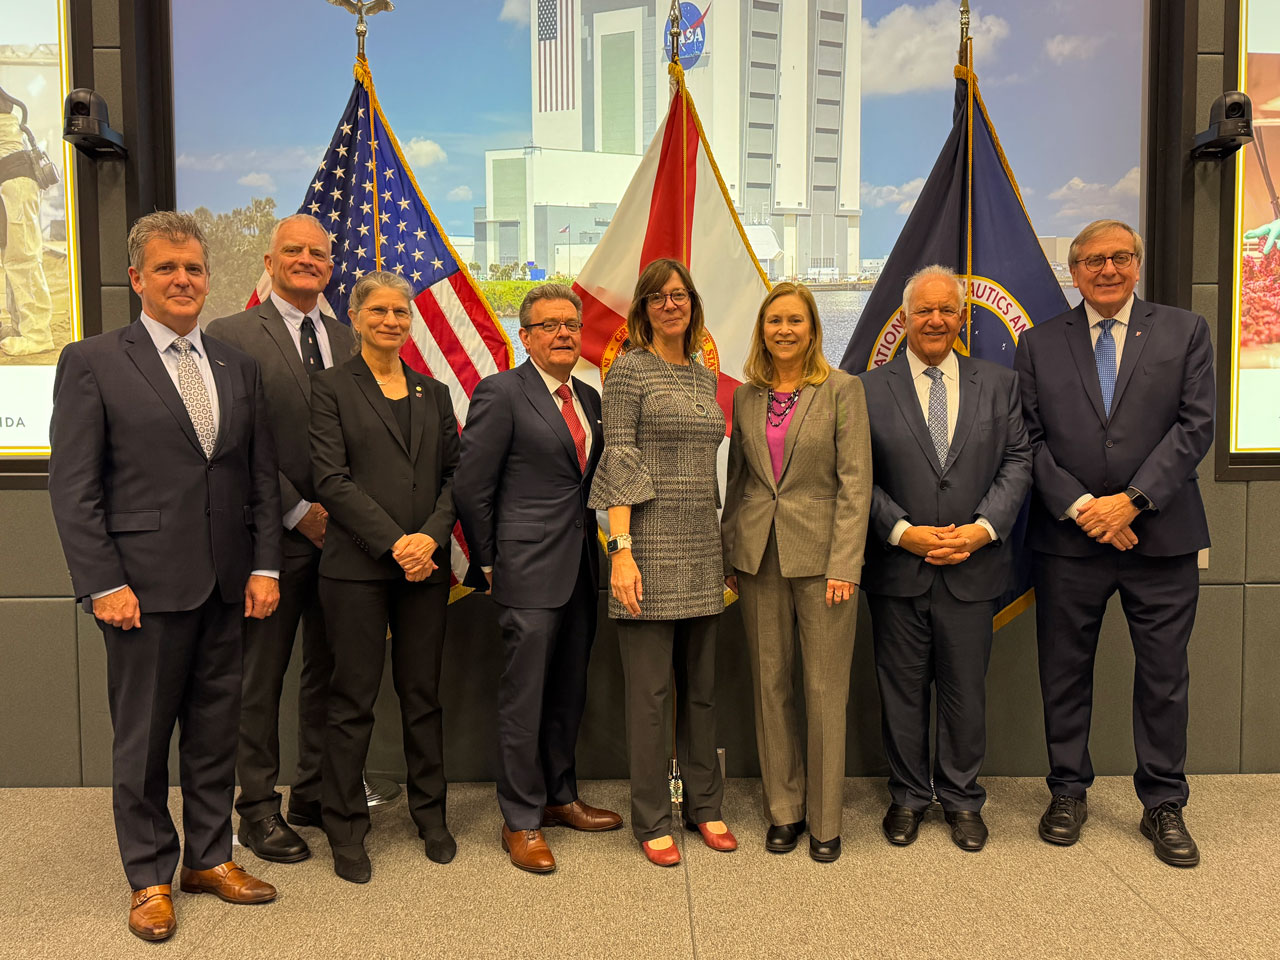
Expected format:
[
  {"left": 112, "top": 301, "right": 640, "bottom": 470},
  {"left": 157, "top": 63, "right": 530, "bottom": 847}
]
[
  {"left": 455, "top": 284, "right": 622, "bottom": 874},
  {"left": 1015, "top": 219, "right": 1214, "bottom": 868}
]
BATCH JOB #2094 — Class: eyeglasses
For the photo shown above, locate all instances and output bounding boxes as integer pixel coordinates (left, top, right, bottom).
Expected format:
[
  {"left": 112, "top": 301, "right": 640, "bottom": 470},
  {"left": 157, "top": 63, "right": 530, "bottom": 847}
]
[
  {"left": 910, "top": 305, "right": 961, "bottom": 320},
  {"left": 1075, "top": 252, "right": 1138, "bottom": 272},
  {"left": 523, "top": 318, "right": 583, "bottom": 333},
  {"left": 645, "top": 289, "right": 690, "bottom": 307},
  {"left": 361, "top": 305, "right": 411, "bottom": 320}
]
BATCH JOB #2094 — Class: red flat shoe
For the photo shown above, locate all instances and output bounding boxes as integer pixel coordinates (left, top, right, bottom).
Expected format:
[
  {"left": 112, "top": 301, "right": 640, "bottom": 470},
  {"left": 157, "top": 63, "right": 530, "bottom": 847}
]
[
  {"left": 684, "top": 820, "right": 738, "bottom": 852},
  {"left": 641, "top": 838, "right": 681, "bottom": 867}
]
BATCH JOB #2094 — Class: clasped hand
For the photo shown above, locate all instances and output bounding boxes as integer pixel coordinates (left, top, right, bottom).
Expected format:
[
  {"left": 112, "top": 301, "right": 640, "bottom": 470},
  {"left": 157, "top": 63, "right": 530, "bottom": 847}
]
[
  {"left": 899, "top": 523, "right": 991, "bottom": 565},
  {"left": 393, "top": 533, "right": 438, "bottom": 581},
  {"left": 1076, "top": 494, "right": 1139, "bottom": 551}
]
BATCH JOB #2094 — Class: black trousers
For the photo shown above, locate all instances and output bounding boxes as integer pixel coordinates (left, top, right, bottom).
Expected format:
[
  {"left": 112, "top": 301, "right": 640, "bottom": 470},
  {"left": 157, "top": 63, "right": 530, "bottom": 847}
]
[
  {"left": 867, "top": 576, "right": 994, "bottom": 812},
  {"left": 1034, "top": 550, "right": 1198, "bottom": 808},
  {"left": 101, "top": 589, "right": 242, "bottom": 889},
  {"left": 235, "top": 545, "right": 332, "bottom": 821},
  {"left": 319, "top": 575, "right": 448, "bottom": 848},
  {"left": 495, "top": 548, "right": 597, "bottom": 829},
  {"left": 616, "top": 615, "right": 723, "bottom": 842}
]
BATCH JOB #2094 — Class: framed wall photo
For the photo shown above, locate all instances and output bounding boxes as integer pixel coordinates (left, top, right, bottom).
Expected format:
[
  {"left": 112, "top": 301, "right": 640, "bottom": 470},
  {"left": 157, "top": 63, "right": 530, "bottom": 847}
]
[
  {"left": 1230, "top": 0, "right": 1280, "bottom": 464},
  {"left": 0, "top": 0, "right": 81, "bottom": 459}
]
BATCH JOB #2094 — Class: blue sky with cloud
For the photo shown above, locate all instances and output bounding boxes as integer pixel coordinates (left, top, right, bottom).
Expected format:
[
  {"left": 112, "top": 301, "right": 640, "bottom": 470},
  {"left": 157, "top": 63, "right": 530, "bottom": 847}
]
[{"left": 173, "top": 0, "right": 1143, "bottom": 258}]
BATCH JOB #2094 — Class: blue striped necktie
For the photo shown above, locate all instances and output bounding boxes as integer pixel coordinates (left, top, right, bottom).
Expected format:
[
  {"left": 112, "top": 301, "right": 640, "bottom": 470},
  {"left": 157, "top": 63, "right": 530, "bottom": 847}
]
[{"left": 1095, "top": 318, "right": 1117, "bottom": 416}]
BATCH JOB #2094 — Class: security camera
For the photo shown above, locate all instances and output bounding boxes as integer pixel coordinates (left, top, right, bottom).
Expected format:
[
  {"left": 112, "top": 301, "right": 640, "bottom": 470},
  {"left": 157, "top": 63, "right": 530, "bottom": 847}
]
[
  {"left": 63, "top": 88, "right": 127, "bottom": 159},
  {"left": 1191, "top": 91, "right": 1253, "bottom": 160}
]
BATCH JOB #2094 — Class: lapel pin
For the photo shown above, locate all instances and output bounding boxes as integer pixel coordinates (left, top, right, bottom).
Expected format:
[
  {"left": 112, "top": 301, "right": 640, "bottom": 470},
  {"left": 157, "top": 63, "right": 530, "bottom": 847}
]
[
  {"left": 214, "top": 359, "right": 226, "bottom": 366},
  {"left": 415, "top": 384, "right": 424, "bottom": 397},
  {"left": 1134, "top": 331, "right": 1142, "bottom": 336}
]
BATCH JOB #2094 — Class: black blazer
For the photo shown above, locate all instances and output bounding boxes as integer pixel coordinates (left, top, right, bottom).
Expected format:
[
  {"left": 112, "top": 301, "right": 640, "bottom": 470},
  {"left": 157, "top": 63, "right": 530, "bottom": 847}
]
[
  {"left": 309, "top": 353, "right": 458, "bottom": 582},
  {"left": 1014, "top": 297, "right": 1214, "bottom": 558},
  {"left": 857, "top": 352, "right": 1031, "bottom": 602},
  {"left": 454, "top": 359, "right": 603, "bottom": 608},
  {"left": 206, "top": 298, "right": 355, "bottom": 557},
  {"left": 48, "top": 319, "right": 282, "bottom": 611}
]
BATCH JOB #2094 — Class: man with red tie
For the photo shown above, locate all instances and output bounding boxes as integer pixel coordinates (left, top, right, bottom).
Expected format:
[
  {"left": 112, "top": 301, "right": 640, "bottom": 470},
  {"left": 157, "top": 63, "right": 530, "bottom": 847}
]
[{"left": 455, "top": 285, "right": 622, "bottom": 873}]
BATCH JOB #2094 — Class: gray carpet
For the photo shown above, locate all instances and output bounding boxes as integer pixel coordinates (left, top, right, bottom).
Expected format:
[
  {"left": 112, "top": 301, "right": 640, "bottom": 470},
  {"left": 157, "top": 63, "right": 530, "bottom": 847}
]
[{"left": 0, "top": 776, "right": 1275, "bottom": 959}]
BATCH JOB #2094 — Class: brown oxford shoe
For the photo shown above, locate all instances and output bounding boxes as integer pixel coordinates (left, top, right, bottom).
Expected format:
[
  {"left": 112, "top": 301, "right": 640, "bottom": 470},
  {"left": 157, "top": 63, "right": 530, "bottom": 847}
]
[
  {"left": 542, "top": 799, "right": 623, "bottom": 832},
  {"left": 501, "top": 824, "right": 556, "bottom": 873},
  {"left": 179, "top": 861, "right": 277, "bottom": 904},
  {"left": 129, "top": 885, "right": 176, "bottom": 941}
]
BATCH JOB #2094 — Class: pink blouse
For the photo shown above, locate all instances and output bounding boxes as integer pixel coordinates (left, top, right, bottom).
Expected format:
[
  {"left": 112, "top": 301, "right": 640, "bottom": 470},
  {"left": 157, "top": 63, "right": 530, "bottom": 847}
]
[{"left": 766, "top": 391, "right": 798, "bottom": 483}]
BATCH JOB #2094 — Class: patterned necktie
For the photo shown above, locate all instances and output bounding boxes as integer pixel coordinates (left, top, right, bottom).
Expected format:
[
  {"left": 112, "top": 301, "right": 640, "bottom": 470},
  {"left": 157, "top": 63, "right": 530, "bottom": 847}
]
[
  {"left": 555, "top": 384, "right": 588, "bottom": 472},
  {"left": 173, "top": 337, "right": 217, "bottom": 457},
  {"left": 1095, "top": 318, "right": 1118, "bottom": 417},
  {"left": 924, "top": 366, "right": 948, "bottom": 469},
  {"left": 299, "top": 316, "right": 325, "bottom": 374}
]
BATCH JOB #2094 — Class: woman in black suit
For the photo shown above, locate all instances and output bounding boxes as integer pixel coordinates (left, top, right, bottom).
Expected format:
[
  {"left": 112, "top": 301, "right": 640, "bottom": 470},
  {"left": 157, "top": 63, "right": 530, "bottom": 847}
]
[{"left": 310, "top": 270, "right": 459, "bottom": 883}]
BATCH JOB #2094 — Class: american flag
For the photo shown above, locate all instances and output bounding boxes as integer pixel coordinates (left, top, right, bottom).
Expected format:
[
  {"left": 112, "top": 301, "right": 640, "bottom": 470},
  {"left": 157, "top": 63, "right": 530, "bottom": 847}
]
[
  {"left": 247, "top": 59, "right": 513, "bottom": 599},
  {"left": 537, "top": 0, "right": 575, "bottom": 112}
]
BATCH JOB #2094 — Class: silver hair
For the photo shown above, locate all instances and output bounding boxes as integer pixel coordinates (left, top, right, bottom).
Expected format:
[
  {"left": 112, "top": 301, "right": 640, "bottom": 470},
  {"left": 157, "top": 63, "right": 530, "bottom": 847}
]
[
  {"left": 903, "top": 264, "right": 966, "bottom": 313},
  {"left": 349, "top": 270, "right": 415, "bottom": 316},
  {"left": 1068, "top": 219, "right": 1145, "bottom": 265},
  {"left": 268, "top": 213, "right": 331, "bottom": 254},
  {"left": 518, "top": 283, "right": 582, "bottom": 326},
  {"left": 127, "top": 211, "right": 210, "bottom": 272}
]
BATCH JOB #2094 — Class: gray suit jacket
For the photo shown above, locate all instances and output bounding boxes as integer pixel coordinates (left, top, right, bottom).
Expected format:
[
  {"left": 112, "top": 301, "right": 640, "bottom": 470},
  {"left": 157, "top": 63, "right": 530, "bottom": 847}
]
[
  {"left": 207, "top": 298, "right": 355, "bottom": 557},
  {"left": 722, "top": 369, "right": 873, "bottom": 583},
  {"left": 858, "top": 352, "right": 1031, "bottom": 602}
]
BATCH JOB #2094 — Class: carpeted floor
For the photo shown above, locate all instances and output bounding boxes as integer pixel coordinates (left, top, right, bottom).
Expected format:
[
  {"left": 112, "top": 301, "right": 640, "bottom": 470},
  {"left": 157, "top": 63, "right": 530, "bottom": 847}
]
[{"left": 0, "top": 775, "right": 1275, "bottom": 959}]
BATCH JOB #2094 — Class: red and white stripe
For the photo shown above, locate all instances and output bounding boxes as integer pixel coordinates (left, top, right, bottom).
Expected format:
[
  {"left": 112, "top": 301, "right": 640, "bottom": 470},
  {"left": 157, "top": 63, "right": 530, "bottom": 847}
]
[{"left": 539, "top": 0, "right": 576, "bottom": 113}]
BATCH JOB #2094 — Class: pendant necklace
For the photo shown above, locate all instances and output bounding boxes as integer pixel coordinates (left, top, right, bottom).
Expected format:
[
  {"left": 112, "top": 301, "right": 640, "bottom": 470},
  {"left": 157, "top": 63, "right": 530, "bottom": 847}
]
[
  {"left": 766, "top": 386, "right": 801, "bottom": 427},
  {"left": 660, "top": 354, "right": 709, "bottom": 417}
]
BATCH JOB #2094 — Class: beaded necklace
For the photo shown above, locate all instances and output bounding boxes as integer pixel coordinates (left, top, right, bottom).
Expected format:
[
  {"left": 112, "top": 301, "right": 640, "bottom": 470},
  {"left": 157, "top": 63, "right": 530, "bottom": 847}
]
[{"left": 766, "top": 386, "right": 802, "bottom": 427}]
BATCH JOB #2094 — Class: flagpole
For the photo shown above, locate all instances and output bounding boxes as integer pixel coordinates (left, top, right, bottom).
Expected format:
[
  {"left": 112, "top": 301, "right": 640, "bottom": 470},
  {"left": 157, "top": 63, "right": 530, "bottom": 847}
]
[{"left": 960, "top": 3, "right": 975, "bottom": 353}]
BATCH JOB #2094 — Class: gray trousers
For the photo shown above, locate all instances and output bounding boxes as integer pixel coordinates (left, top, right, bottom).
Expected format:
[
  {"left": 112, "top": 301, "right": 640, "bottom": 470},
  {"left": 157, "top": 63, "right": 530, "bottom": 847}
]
[
  {"left": 617, "top": 615, "right": 723, "bottom": 842},
  {"left": 737, "top": 533, "right": 856, "bottom": 843}
]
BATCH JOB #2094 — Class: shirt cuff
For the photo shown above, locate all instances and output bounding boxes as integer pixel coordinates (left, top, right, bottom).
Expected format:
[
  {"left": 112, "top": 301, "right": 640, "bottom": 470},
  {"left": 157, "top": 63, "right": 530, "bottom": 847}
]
[
  {"left": 1063, "top": 494, "right": 1094, "bottom": 521},
  {"left": 90, "top": 585, "right": 127, "bottom": 600},
  {"left": 888, "top": 519, "right": 911, "bottom": 547},
  {"left": 975, "top": 516, "right": 998, "bottom": 543},
  {"left": 283, "top": 498, "right": 311, "bottom": 530},
  {"left": 481, "top": 565, "right": 493, "bottom": 574},
  {"left": 250, "top": 570, "right": 280, "bottom": 579}
]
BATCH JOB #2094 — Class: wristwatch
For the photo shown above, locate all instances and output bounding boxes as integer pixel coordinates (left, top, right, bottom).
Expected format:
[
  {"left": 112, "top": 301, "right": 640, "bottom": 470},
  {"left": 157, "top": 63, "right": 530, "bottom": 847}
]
[
  {"left": 607, "top": 534, "right": 633, "bottom": 553},
  {"left": 1125, "top": 486, "right": 1152, "bottom": 511}
]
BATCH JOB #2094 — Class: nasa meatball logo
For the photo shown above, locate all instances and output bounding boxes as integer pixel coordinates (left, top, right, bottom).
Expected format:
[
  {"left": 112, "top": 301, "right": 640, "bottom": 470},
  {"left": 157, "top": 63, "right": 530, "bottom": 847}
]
[
  {"left": 865, "top": 275, "right": 1032, "bottom": 368},
  {"left": 663, "top": 2, "right": 710, "bottom": 71},
  {"left": 600, "top": 320, "right": 720, "bottom": 381}
]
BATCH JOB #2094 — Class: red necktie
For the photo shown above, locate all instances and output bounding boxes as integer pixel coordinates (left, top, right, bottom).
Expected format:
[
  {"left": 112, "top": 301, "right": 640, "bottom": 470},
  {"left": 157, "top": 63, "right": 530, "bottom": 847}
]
[{"left": 555, "top": 384, "right": 588, "bottom": 472}]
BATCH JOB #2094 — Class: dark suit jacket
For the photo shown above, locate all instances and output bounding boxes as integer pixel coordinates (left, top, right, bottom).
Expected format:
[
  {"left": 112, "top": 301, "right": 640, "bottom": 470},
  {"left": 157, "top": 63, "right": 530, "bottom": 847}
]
[
  {"left": 48, "top": 319, "right": 282, "bottom": 611},
  {"left": 309, "top": 353, "right": 458, "bottom": 582},
  {"left": 1013, "top": 298, "right": 1214, "bottom": 558},
  {"left": 454, "top": 359, "right": 603, "bottom": 609},
  {"left": 206, "top": 298, "right": 355, "bottom": 557},
  {"left": 857, "top": 352, "right": 1031, "bottom": 602}
]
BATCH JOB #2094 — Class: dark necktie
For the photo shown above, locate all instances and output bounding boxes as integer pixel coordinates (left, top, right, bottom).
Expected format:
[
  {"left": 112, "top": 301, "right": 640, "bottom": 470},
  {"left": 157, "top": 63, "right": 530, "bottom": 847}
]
[
  {"left": 1095, "top": 318, "right": 1117, "bottom": 416},
  {"left": 555, "top": 384, "right": 588, "bottom": 472},
  {"left": 924, "top": 366, "right": 948, "bottom": 469},
  {"left": 300, "top": 316, "right": 325, "bottom": 374}
]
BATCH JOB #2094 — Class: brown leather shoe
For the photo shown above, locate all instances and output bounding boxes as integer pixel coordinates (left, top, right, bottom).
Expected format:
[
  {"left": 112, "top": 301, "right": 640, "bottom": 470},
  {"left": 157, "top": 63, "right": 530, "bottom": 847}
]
[
  {"left": 179, "top": 861, "right": 277, "bottom": 903},
  {"left": 542, "top": 799, "right": 623, "bottom": 832},
  {"left": 129, "top": 885, "right": 176, "bottom": 941},
  {"left": 501, "top": 824, "right": 556, "bottom": 873}
]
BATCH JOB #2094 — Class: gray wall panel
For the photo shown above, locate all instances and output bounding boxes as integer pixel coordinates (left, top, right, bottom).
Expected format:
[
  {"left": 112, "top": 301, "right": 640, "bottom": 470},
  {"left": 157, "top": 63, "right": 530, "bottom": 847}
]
[
  {"left": 100, "top": 284, "right": 133, "bottom": 332},
  {"left": 0, "top": 491, "right": 73, "bottom": 597},
  {"left": 91, "top": 0, "right": 120, "bottom": 46},
  {"left": 1245, "top": 482, "right": 1280, "bottom": 583},
  {"left": 1241, "top": 585, "right": 1280, "bottom": 773},
  {"left": 1185, "top": 585, "right": 1243, "bottom": 773},
  {"left": 0, "top": 600, "right": 81, "bottom": 786},
  {"left": 985, "top": 608, "right": 1048, "bottom": 777}
]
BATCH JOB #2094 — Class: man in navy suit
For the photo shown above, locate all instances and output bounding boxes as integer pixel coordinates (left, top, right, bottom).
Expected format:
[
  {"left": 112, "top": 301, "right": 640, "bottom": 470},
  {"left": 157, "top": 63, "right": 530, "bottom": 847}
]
[
  {"left": 859, "top": 265, "right": 1031, "bottom": 853},
  {"left": 48, "top": 212, "right": 282, "bottom": 940},
  {"left": 1015, "top": 220, "right": 1214, "bottom": 868},
  {"left": 455, "top": 284, "right": 622, "bottom": 874}
]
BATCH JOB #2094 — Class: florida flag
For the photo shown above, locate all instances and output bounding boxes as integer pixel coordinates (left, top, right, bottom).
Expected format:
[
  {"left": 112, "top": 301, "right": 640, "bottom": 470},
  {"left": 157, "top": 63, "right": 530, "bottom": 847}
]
[{"left": 573, "top": 62, "right": 769, "bottom": 429}]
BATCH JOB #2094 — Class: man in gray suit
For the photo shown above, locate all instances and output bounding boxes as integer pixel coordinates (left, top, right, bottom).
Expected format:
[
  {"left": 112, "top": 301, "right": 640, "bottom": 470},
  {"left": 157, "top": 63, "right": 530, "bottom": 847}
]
[
  {"left": 206, "top": 214, "right": 354, "bottom": 863},
  {"left": 858, "top": 264, "right": 1031, "bottom": 852}
]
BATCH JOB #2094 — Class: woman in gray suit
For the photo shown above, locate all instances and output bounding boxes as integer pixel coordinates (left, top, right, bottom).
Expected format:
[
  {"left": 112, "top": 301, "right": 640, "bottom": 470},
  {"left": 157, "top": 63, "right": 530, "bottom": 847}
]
[{"left": 721, "top": 282, "right": 872, "bottom": 862}]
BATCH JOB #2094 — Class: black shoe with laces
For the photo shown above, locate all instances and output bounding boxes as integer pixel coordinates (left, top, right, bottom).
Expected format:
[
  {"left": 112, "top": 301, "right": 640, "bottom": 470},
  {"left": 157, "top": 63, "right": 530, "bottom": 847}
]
[
  {"left": 1038, "top": 794, "right": 1087, "bottom": 846},
  {"left": 1140, "top": 801, "right": 1199, "bottom": 868},
  {"left": 765, "top": 820, "right": 806, "bottom": 854},
  {"left": 239, "top": 812, "right": 310, "bottom": 863}
]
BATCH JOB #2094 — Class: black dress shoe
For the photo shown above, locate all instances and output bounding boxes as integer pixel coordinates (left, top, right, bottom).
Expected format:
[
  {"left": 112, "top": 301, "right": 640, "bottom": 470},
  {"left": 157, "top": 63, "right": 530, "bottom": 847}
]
[
  {"left": 423, "top": 826, "right": 457, "bottom": 864},
  {"left": 1140, "top": 802, "right": 1199, "bottom": 868},
  {"left": 944, "top": 810, "right": 988, "bottom": 852},
  {"left": 332, "top": 845, "right": 371, "bottom": 883},
  {"left": 765, "top": 820, "right": 806, "bottom": 854},
  {"left": 882, "top": 803, "right": 926, "bottom": 845},
  {"left": 239, "top": 813, "right": 310, "bottom": 863},
  {"left": 1039, "top": 794, "right": 1088, "bottom": 846},
  {"left": 809, "top": 835, "right": 841, "bottom": 862},
  {"left": 285, "top": 799, "right": 323, "bottom": 829}
]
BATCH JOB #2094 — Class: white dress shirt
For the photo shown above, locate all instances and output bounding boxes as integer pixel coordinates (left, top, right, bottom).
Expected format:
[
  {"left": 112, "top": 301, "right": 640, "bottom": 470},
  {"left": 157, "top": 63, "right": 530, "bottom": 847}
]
[
  {"left": 887, "top": 347, "right": 998, "bottom": 546},
  {"left": 269, "top": 292, "right": 334, "bottom": 530}
]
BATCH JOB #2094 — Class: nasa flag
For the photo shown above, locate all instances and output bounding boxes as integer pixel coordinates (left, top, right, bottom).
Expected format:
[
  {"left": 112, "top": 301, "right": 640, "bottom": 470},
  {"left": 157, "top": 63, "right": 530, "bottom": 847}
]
[{"left": 839, "top": 63, "right": 1068, "bottom": 627}]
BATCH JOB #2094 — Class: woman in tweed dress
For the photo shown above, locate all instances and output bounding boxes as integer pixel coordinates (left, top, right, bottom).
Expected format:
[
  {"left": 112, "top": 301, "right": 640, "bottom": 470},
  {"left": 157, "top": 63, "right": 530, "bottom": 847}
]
[{"left": 589, "top": 258, "right": 738, "bottom": 866}]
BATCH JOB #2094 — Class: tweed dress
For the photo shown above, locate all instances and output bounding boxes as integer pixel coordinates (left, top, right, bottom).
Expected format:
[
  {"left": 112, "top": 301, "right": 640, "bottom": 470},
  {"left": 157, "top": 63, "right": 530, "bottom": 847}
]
[{"left": 589, "top": 348, "right": 725, "bottom": 621}]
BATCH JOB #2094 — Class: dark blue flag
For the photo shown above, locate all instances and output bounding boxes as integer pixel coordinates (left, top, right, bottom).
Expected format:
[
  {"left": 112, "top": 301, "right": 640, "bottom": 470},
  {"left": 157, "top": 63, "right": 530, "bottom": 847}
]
[{"left": 839, "top": 64, "right": 1069, "bottom": 628}]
